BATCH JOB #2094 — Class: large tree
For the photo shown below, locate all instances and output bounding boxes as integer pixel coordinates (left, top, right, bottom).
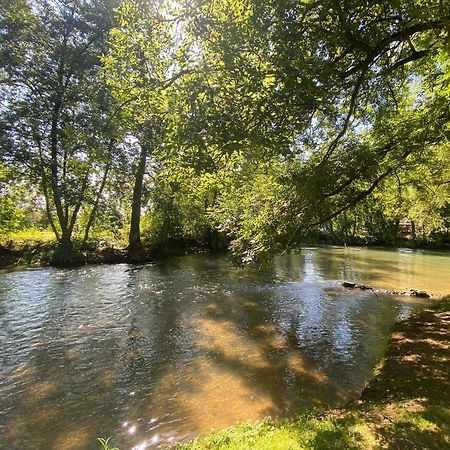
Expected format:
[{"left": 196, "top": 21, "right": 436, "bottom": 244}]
[
  {"left": 0, "top": 0, "right": 119, "bottom": 260},
  {"left": 173, "top": 0, "right": 450, "bottom": 262},
  {"left": 104, "top": 0, "right": 193, "bottom": 260}
]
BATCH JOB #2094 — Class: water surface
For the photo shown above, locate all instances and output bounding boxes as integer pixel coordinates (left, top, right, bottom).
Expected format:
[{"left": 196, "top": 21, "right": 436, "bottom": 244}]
[{"left": 0, "top": 247, "right": 448, "bottom": 450}]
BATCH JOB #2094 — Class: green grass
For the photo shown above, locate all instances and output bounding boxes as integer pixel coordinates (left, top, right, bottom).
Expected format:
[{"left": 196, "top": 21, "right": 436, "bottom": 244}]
[
  {"left": 98, "top": 400, "right": 449, "bottom": 450},
  {"left": 98, "top": 437, "right": 120, "bottom": 450},
  {"left": 0, "top": 229, "right": 58, "bottom": 266},
  {"left": 0, "top": 228, "right": 56, "bottom": 246},
  {"left": 0, "top": 229, "right": 128, "bottom": 266},
  {"left": 174, "top": 401, "right": 449, "bottom": 450},
  {"left": 427, "top": 296, "right": 450, "bottom": 312},
  {"left": 0, "top": 229, "right": 127, "bottom": 249}
]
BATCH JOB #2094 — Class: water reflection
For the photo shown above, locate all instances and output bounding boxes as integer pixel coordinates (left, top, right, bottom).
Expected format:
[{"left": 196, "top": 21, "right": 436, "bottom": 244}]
[{"left": 0, "top": 247, "right": 446, "bottom": 449}]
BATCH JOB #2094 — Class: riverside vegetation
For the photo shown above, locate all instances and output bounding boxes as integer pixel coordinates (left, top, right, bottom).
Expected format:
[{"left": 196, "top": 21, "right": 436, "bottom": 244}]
[
  {"left": 1, "top": 1, "right": 449, "bottom": 449},
  {"left": 1, "top": 0, "right": 450, "bottom": 265}
]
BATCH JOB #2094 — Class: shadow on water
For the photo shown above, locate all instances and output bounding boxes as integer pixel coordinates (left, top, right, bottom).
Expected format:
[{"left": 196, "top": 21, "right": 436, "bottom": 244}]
[{"left": 0, "top": 248, "right": 443, "bottom": 449}]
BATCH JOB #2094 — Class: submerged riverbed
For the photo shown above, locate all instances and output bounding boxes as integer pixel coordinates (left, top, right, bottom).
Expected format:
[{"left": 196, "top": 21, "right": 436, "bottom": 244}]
[{"left": 0, "top": 247, "right": 448, "bottom": 450}]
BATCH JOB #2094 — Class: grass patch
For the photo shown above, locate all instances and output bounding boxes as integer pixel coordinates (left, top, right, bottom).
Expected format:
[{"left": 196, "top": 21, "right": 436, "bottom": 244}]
[
  {"left": 0, "top": 230, "right": 129, "bottom": 267},
  {"left": 0, "top": 229, "right": 56, "bottom": 246},
  {"left": 0, "top": 229, "right": 58, "bottom": 266},
  {"left": 174, "top": 400, "right": 449, "bottom": 450},
  {"left": 427, "top": 295, "right": 450, "bottom": 312}
]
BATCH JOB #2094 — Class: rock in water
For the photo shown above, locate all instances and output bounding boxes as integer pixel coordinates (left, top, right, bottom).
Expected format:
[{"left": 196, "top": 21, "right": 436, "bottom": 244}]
[{"left": 410, "top": 290, "right": 431, "bottom": 298}]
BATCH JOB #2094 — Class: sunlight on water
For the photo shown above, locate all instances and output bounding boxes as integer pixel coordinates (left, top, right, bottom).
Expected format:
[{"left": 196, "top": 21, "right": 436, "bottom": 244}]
[{"left": 0, "top": 247, "right": 447, "bottom": 449}]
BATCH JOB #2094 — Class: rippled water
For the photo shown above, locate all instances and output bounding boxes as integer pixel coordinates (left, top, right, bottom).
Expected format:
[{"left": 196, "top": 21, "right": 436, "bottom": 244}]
[{"left": 0, "top": 247, "right": 448, "bottom": 450}]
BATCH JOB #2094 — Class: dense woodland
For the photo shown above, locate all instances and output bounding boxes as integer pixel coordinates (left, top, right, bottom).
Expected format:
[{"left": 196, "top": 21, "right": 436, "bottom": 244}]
[{"left": 1, "top": 0, "right": 449, "bottom": 264}]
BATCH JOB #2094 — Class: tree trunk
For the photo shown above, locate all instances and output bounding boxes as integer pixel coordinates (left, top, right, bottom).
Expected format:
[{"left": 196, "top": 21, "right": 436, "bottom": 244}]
[
  {"left": 50, "top": 100, "right": 73, "bottom": 260},
  {"left": 128, "top": 141, "right": 149, "bottom": 262},
  {"left": 60, "top": 229, "right": 73, "bottom": 254},
  {"left": 84, "top": 162, "right": 110, "bottom": 242}
]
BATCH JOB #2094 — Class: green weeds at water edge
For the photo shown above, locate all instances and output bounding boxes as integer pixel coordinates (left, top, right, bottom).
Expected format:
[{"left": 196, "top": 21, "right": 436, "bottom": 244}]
[
  {"left": 98, "top": 437, "right": 119, "bottom": 450},
  {"left": 175, "top": 401, "right": 449, "bottom": 450}
]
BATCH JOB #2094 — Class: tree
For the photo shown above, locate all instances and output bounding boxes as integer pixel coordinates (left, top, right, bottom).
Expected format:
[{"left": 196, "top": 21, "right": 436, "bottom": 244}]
[
  {"left": 174, "top": 0, "right": 450, "bottom": 262},
  {"left": 0, "top": 0, "right": 119, "bottom": 261},
  {"left": 103, "top": 0, "right": 192, "bottom": 260}
]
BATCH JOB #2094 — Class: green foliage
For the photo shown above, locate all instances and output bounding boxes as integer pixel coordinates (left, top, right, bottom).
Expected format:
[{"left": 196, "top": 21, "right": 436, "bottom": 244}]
[
  {"left": 98, "top": 437, "right": 119, "bottom": 450},
  {"left": 212, "top": 167, "right": 294, "bottom": 264},
  {"left": 428, "top": 295, "right": 450, "bottom": 313},
  {"left": 325, "top": 141, "right": 450, "bottom": 246},
  {"left": 164, "top": 0, "right": 450, "bottom": 262},
  {"left": 2, "top": 0, "right": 450, "bottom": 263},
  {"left": 0, "top": 0, "right": 122, "bottom": 255},
  {"left": 0, "top": 165, "right": 25, "bottom": 234},
  {"left": 0, "top": 196, "right": 25, "bottom": 234}
]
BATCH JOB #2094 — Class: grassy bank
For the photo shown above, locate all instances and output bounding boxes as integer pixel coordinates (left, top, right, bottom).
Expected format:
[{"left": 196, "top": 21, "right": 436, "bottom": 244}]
[
  {"left": 174, "top": 296, "right": 450, "bottom": 450},
  {"left": 0, "top": 230, "right": 211, "bottom": 267},
  {"left": 0, "top": 230, "right": 126, "bottom": 267}
]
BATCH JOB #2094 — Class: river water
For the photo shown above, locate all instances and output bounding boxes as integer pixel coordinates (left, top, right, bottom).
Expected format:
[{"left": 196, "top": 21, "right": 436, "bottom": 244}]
[{"left": 0, "top": 247, "right": 448, "bottom": 450}]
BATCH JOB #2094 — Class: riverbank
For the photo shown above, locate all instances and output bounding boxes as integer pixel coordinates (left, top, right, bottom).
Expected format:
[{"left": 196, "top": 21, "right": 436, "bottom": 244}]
[
  {"left": 0, "top": 236, "right": 212, "bottom": 268},
  {"left": 2, "top": 231, "right": 449, "bottom": 270},
  {"left": 174, "top": 296, "right": 450, "bottom": 450}
]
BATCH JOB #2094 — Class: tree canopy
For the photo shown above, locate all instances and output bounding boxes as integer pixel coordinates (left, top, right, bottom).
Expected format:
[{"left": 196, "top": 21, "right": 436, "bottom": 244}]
[{"left": 1, "top": 0, "right": 449, "bottom": 263}]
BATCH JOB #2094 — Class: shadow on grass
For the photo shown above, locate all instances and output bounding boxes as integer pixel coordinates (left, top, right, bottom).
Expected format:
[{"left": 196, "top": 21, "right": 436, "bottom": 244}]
[{"left": 360, "top": 296, "right": 450, "bottom": 450}]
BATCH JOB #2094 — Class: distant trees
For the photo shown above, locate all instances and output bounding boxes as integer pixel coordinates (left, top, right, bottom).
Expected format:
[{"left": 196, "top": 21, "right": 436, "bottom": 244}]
[{"left": 325, "top": 142, "right": 450, "bottom": 246}]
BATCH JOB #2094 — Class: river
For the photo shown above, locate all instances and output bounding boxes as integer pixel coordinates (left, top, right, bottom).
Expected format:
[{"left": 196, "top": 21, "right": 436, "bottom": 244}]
[{"left": 0, "top": 247, "right": 448, "bottom": 450}]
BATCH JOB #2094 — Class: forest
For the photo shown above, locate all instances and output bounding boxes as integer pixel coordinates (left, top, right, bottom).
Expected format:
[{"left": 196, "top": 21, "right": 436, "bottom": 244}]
[{"left": 1, "top": 0, "right": 450, "bottom": 265}]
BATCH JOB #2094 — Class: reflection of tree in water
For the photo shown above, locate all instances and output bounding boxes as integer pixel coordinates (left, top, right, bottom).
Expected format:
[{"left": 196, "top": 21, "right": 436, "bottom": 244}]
[
  {"left": 113, "top": 263, "right": 202, "bottom": 447},
  {"left": 284, "top": 287, "right": 402, "bottom": 390},
  {"left": 123, "top": 321, "right": 146, "bottom": 369},
  {"left": 152, "top": 281, "right": 350, "bottom": 426}
]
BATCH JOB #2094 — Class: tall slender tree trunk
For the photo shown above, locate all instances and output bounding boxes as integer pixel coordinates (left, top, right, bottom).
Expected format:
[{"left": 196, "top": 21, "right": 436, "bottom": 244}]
[
  {"left": 128, "top": 141, "right": 149, "bottom": 262},
  {"left": 37, "top": 142, "right": 60, "bottom": 241},
  {"left": 84, "top": 162, "right": 110, "bottom": 242},
  {"left": 50, "top": 100, "right": 74, "bottom": 260}
]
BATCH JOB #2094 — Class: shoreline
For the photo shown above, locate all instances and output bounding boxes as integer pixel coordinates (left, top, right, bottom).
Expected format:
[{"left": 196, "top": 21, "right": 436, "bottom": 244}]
[
  {"left": 174, "top": 296, "right": 450, "bottom": 450},
  {"left": 1, "top": 240, "right": 450, "bottom": 269},
  {"left": 0, "top": 241, "right": 214, "bottom": 269}
]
